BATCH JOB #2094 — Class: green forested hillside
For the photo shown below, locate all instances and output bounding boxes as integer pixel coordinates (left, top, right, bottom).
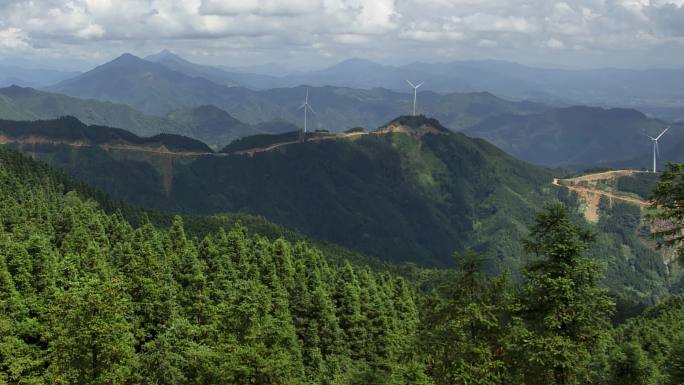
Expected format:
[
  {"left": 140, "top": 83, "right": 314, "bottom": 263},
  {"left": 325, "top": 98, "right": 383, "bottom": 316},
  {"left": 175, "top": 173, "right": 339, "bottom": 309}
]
[
  {"left": 0, "top": 146, "right": 428, "bottom": 384},
  {"left": 0, "top": 85, "right": 180, "bottom": 137},
  {"left": 0, "top": 86, "right": 300, "bottom": 149},
  {"left": 166, "top": 105, "right": 257, "bottom": 147},
  {"left": 596, "top": 295, "right": 684, "bottom": 384},
  {"left": 2, "top": 143, "right": 684, "bottom": 384},
  {"left": 5, "top": 116, "right": 554, "bottom": 268},
  {"left": 0, "top": 117, "right": 212, "bottom": 152},
  {"left": 464, "top": 106, "right": 684, "bottom": 167},
  {"left": 0, "top": 116, "right": 674, "bottom": 302},
  {"left": 0, "top": 94, "right": 33, "bottom": 121}
]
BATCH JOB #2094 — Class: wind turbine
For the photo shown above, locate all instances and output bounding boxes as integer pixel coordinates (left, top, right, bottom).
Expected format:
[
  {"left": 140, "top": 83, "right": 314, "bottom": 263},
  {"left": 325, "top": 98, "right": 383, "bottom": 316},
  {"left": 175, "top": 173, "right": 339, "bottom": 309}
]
[
  {"left": 645, "top": 126, "right": 669, "bottom": 173},
  {"left": 297, "top": 88, "right": 315, "bottom": 136},
  {"left": 406, "top": 80, "right": 423, "bottom": 116}
]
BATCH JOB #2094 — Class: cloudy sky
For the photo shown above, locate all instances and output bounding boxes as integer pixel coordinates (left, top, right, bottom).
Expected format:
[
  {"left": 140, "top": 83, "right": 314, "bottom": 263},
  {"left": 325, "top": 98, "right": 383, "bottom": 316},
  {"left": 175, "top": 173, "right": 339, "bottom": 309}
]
[{"left": 1, "top": 0, "right": 684, "bottom": 71}]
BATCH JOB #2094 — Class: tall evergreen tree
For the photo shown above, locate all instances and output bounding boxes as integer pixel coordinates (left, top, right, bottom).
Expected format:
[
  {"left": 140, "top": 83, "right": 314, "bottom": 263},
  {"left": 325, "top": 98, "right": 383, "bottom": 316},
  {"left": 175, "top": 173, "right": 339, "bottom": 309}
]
[
  {"left": 665, "top": 333, "right": 684, "bottom": 385},
  {"left": 46, "top": 276, "right": 138, "bottom": 385},
  {"left": 421, "top": 251, "right": 512, "bottom": 385},
  {"left": 334, "top": 262, "right": 367, "bottom": 359},
  {"left": 607, "top": 342, "right": 658, "bottom": 385},
  {"left": 517, "top": 203, "right": 615, "bottom": 385}
]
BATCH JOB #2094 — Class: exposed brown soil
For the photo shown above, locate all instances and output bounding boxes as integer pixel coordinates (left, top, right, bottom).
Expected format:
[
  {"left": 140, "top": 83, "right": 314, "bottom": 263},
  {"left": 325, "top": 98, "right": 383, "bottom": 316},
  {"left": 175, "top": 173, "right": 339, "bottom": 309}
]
[
  {"left": 232, "top": 131, "right": 368, "bottom": 156},
  {"left": 552, "top": 170, "right": 650, "bottom": 223},
  {"left": 376, "top": 122, "right": 448, "bottom": 137}
]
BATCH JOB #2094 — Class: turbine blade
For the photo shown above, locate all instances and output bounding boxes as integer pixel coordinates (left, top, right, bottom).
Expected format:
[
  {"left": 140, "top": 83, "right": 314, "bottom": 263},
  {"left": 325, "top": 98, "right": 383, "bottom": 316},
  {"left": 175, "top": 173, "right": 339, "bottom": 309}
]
[
  {"left": 307, "top": 104, "right": 316, "bottom": 114},
  {"left": 644, "top": 133, "right": 656, "bottom": 140},
  {"left": 406, "top": 79, "right": 415, "bottom": 88},
  {"left": 656, "top": 126, "right": 670, "bottom": 140},
  {"left": 297, "top": 103, "right": 306, "bottom": 111},
  {"left": 416, "top": 82, "right": 424, "bottom": 88}
]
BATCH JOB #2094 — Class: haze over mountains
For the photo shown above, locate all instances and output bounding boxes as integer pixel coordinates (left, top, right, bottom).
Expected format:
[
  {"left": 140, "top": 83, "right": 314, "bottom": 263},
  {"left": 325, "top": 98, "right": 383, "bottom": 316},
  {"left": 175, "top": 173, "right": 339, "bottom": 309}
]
[
  {"left": 47, "top": 53, "right": 547, "bottom": 132},
  {"left": 464, "top": 106, "right": 684, "bottom": 167},
  {"left": 0, "top": 85, "right": 298, "bottom": 149},
  {"left": 0, "top": 65, "right": 80, "bottom": 88},
  {"left": 0, "top": 50, "right": 679, "bottom": 169},
  {"left": 56, "top": 50, "right": 684, "bottom": 121}
]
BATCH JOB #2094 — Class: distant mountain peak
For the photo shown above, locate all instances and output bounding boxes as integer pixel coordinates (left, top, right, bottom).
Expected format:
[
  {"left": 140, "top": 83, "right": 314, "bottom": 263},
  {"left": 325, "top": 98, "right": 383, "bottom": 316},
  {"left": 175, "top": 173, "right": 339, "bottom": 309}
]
[
  {"left": 145, "top": 49, "right": 185, "bottom": 63},
  {"left": 327, "top": 58, "right": 384, "bottom": 71},
  {"left": 0, "top": 85, "right": 37, "bottom": 97},
  {"left": 156, "top": 49, "right": 174, "bottom": 56},
  {"left": 106, "top": 53, "right": 147, "bottom": 67}
]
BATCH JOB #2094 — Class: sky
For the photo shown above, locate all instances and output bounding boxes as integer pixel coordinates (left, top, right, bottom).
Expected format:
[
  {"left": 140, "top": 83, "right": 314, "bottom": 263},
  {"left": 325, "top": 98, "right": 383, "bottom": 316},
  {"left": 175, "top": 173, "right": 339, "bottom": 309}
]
[{"left": 1, "top": 0, "right": 684, "bottom": 71}]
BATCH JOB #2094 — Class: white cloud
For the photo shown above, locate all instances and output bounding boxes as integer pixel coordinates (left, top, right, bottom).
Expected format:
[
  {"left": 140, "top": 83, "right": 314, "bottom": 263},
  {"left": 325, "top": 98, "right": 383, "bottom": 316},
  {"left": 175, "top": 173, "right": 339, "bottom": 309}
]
[
  {"left": 476, "top": 39, "right": 497, "bottom": 47},
  {"left": 199, "top": 0, "right": 319, "bottom": 16},
  {"left": 0, "top": 27, "right": 29, "bottom": 49},
  {"left": 334, "top": 33, "right": 369, "bottom": 44},
  {"left": 0, "top": 0, "right": 683, "bottom": 68},
  {"left": 458, "top": 13, "right": 536, "bottom": 33},
  {"left": 545, "top": 38, "right": 565, "bottom": 49},
  {"left": 353, "top": 0, "right": 397, "bottom": 33}
]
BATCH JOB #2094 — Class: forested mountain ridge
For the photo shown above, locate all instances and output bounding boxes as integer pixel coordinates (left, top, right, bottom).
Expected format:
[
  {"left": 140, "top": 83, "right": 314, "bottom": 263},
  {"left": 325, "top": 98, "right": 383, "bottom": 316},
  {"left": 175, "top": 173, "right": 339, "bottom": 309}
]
[
  {"left": 0, "top": 116, "right": 213, "bottom": 153},
  {"left": 0, "top": 114, "right": 673, "bottom": 304},
  {"left": 0, "top": 115, "right": 556, "bottom": 268}
]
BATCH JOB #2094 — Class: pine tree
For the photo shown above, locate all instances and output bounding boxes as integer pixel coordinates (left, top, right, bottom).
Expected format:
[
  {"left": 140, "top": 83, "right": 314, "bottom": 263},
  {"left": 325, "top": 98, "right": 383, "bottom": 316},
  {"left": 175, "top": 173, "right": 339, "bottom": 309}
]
[
  {"left": 421, "top": 251, "right": 512, "bottom": 385},
  {"left": 25, "top": 234, "right": 56, "bottom": 295},
  {"left": 126, "top": 222, "right": 177, "bottom": 342},
  {"left": 518, "top": 203, "right": 615, "bottom": 385},
  {"left": 334, "top": 262, "right": 366, "bottom": 359},
  {"left": 665, "top": 333, "right": 684, "bottom": 385},
  {"left": 608, "top": 342, "right": 658, "bottom": 385},
  {"left": 46, "top": 276, "right": 139, "bottom": 384}
]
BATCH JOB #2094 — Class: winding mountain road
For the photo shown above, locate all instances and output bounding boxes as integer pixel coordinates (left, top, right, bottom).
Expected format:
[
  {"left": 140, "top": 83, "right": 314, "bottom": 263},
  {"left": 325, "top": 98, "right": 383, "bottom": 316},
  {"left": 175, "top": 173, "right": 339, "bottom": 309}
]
[{"left": 553, "top": 170, "right": 650, "bottom": 222}]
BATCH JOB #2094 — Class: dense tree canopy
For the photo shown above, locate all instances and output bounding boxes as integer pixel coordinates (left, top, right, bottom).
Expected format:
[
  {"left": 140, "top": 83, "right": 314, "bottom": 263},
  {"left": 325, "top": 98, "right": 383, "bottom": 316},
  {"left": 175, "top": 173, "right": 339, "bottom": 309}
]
[
  {"left": 0, "top": 147, "right": 424, "bottom": 384},
  {"left": 1, "top": 146, "right": 684, "bottom": 384}
]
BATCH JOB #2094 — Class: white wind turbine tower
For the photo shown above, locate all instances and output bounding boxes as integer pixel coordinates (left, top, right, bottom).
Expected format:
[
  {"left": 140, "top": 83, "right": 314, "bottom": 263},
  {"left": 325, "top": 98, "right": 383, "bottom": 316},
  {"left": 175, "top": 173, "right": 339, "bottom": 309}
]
[
  {"left": 298, "top": 88, "right": 315, "bottom": 136},
  {"left": 646, "top": 126, "right": 669, "bottom": 173},
  {"left": 406, "top": 80, "right": 423, "bottom": 116}
]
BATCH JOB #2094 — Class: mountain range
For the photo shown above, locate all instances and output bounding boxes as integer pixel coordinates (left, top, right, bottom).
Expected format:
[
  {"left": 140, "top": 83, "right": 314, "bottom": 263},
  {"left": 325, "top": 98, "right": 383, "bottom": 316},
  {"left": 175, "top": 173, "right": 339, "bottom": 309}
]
[
  {"left": 464, "top": 106, "right": 684, "bottom": 167},
  {"left": 2, "top": 52, "right": 682, "bottom": 169},
  {"left": 0, "top": 114, "right": 672, "bottom": 302},
  {"left": 0, "top": 85, "right": 297, "bottom": 149},
  {"left": 47, "top": 53, "right": 548, "bottom": 130},
  {"left": 145, "top": 51, "right": 684, "bottom": 122}
]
